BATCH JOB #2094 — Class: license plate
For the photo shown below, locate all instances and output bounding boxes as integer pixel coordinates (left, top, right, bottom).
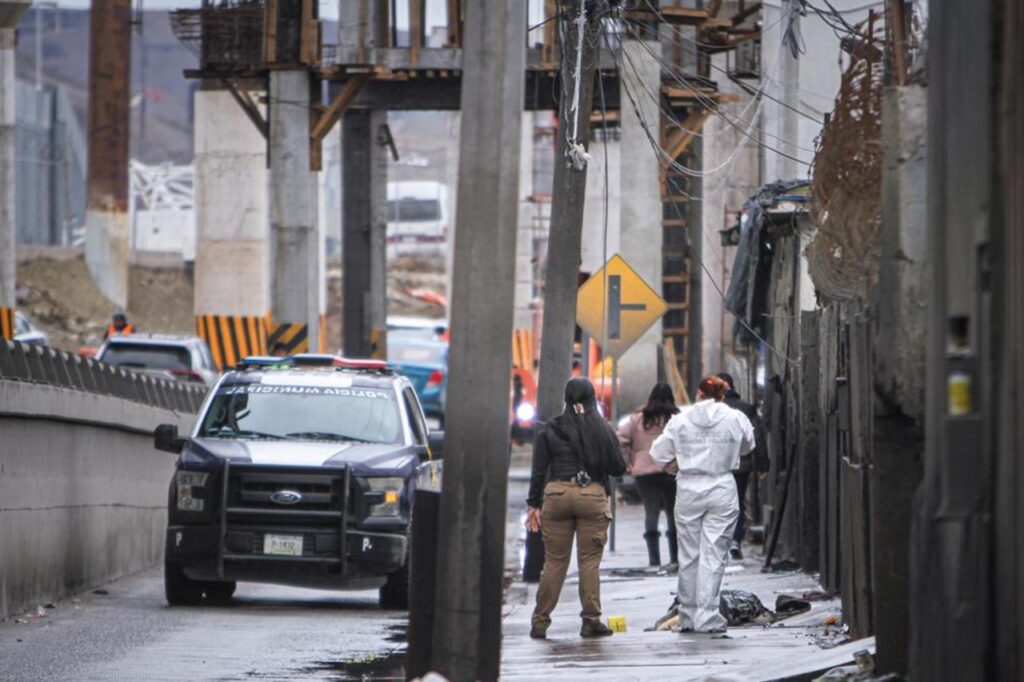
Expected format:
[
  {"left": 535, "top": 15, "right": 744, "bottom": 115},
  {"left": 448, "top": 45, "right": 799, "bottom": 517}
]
[{"left": 263, "top": 534, "right": 304, "bottom": 557}]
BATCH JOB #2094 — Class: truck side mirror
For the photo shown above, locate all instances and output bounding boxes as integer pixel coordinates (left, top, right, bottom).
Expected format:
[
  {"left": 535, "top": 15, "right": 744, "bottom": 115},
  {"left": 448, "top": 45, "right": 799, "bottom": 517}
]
[
  {"left": 154, "top": 424, "right": 187, "bottom": 453},
  {"left": 427, "top": 430, "right": 444, "bottom": 460}
]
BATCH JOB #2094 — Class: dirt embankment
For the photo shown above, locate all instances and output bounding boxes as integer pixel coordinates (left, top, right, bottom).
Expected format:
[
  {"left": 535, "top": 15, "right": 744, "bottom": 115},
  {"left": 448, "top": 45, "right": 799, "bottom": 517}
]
[
  {"left": 16, "top": 253, "right": 195, "bottom": 352},
  {"left": 18, "top": 251, "right": 445, "bottom": 354}
]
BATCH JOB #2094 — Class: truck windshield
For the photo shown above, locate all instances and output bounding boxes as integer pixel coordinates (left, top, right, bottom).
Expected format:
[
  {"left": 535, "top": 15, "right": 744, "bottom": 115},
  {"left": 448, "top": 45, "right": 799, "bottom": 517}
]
[{"left": 199, "top": 383, "right": 402, "bottom": 444}]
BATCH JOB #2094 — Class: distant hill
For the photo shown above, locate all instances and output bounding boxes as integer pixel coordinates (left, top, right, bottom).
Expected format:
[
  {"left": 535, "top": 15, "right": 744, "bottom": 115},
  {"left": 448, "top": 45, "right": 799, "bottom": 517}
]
[
  {"left": 12, "top": 9, "right": 451, "bottom": 174},
  {"left": 16, "top": 8, "right": 198, "bottom": 164}
]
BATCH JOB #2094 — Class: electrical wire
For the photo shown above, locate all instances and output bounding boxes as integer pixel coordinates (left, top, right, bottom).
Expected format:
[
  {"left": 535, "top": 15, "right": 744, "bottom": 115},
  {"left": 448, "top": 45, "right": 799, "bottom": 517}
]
[
  {"left": 604, "top": 11, "right": 802, "bottom": 367},
  {"left": 617, "top": 21, "right": 817, "bottom": 157},
  {"left": 614, "top": 25, "right": 811, "bottom": 179},
  {"left": 627, "top": 0, "right": 825, "bottom": 124}
]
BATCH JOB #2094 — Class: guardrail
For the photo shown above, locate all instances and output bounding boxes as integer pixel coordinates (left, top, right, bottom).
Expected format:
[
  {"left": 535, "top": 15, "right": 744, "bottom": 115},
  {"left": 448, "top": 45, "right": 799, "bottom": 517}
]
[{"left": 0, "top": 340, "right": 207, "bottom": 412}]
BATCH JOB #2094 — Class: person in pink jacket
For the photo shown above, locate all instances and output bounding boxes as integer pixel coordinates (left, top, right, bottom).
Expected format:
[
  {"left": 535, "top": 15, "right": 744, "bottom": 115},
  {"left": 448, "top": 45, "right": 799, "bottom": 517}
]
[{"left": 618, "top": 383, "right": 680, "bottom": 570}]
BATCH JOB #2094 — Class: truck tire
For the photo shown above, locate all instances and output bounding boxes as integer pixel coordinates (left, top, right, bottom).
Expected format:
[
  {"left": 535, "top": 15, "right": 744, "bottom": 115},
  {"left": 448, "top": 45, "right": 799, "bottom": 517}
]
[
  {"left": 164, "top": 561, "right": 204, "bottom": 606},
  {"left": 379, "top": 560, "right": 410, "bottom": 610},
  {"left": 205, "top": 581, "right": 237, "bottom": 601}
]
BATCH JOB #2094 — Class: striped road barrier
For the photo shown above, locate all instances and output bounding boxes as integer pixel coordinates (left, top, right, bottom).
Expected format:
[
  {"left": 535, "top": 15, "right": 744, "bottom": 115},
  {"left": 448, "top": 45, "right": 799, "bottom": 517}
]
[{"left": 196, "top": 314, "right": 269, "bottom": 370}]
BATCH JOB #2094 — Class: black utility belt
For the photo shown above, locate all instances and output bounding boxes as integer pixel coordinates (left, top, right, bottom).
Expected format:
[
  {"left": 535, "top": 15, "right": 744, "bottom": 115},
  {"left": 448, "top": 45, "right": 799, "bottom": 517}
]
[{"left": 552, "top": 472, "right": 597, "bottom": 487}]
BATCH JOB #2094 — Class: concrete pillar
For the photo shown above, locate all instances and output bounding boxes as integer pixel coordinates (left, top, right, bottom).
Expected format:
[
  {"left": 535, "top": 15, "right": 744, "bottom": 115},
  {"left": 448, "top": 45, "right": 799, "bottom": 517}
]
[
  {"left": 580, "top": 123, "right": 620, "bottom": 275},
  {"left": 193, "top": 86, "right": 268, "bottom": 318},
  {"left": 341, "top": 108, "right": 387, "bottom": 358},
  {"left": 84, "top": 0, "right": 132, "bottom": 307},
  {"left": 268, "top": 70, "right": 320, "bottom": 351},
  {"left": 338, "top": 0, "right": 383, "bottom": 64},
  {"left": 617, "top": 40, "right": 662, "bottom": 411},
  {"left": 0, "top": 25, "right": 19, "bottom": 311}
]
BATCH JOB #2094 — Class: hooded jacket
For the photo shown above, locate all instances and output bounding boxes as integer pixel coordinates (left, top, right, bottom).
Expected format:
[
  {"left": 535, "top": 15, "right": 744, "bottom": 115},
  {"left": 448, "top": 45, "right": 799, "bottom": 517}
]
[{"left": 650, "top": 399, "right": 756, "bottom": 476}]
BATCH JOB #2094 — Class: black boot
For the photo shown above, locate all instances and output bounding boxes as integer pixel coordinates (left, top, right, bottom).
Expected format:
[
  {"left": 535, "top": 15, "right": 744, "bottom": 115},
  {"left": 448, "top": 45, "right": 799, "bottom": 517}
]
[
  {"left": 663, "top": 531, "right": 679, "bottom": 572},
  {"left": 580, "top": 619, "right": 614, "bottom": 638},
  {"left": 643, "top": 531, "right": 661, "bottom": 567}
]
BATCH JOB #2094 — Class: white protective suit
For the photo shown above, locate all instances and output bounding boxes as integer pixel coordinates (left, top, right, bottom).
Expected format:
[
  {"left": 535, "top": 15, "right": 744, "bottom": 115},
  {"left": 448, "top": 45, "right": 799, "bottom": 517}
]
[{"left": 650, "top": 399, "right": 755, "bottom": 632}]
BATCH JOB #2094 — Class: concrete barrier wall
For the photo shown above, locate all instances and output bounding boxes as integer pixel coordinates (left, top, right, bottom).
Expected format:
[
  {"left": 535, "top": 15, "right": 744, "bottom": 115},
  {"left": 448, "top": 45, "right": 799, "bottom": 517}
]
[{"left": 0, "top": 381, "right": 195, "bottom": 619}]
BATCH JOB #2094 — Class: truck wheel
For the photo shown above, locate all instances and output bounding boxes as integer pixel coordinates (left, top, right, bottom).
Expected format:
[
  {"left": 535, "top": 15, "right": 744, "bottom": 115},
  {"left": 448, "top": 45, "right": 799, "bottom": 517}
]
[
  {"left": 379, "top": 561, "right": 410, "bottom": 610},
  {"left": 205, "top": 581, "right": 236, "bottom": 602},
  {"left": 164, "top": 561, "right": 204, "bottom": 606}
]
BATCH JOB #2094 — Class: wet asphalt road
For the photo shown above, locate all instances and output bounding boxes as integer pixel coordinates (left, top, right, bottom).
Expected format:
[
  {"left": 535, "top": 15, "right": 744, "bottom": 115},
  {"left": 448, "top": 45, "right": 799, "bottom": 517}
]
[
  {"left": 0, "top": 464, "right": 532, "bottom": 682},
  {"left": 0, "top": 573, "right": 408, "bottom": 682}
]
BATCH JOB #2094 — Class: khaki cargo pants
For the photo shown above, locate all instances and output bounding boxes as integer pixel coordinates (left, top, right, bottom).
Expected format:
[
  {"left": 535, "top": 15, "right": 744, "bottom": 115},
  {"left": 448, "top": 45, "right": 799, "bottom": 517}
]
[{"left": 531, "top": 481, "right": 612, "bottom": 630}]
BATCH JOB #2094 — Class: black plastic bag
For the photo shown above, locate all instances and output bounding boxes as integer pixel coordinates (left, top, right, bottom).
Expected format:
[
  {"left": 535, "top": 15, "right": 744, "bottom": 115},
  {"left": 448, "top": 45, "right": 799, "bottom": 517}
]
[{"left": 719, "top": 589, "right": 772, "bottom": 626}]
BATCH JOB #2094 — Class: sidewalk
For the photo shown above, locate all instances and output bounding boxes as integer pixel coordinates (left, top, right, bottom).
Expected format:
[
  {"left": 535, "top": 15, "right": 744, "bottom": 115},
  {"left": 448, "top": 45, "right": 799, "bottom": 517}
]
[{"left": 501, "top": 472, "right": 861, "bottom": 681}]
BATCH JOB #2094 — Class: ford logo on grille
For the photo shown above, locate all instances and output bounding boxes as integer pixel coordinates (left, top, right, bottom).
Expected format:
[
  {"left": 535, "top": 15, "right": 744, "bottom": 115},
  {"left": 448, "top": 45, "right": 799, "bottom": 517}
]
[{"left": 270, "top": 490, "right": 303, "bottom": 505}]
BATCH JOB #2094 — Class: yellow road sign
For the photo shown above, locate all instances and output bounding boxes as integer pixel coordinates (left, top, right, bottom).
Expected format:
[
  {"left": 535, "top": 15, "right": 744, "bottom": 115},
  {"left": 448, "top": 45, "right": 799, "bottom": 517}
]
[{"left": 576, "top": 254, "right": 667, "bottom": 359}]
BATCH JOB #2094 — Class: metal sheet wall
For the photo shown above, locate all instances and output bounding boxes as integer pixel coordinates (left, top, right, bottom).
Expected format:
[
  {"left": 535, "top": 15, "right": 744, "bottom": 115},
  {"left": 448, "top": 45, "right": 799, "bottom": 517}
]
[{"left": 14, "top": 81, "right": 86, "bottom": 246}]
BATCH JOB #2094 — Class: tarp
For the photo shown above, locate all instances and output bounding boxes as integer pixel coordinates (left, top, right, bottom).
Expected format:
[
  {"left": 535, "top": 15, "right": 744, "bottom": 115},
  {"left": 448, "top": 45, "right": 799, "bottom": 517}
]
[{"left": 724, "top": 180, "right": 810, "bottom": 345}]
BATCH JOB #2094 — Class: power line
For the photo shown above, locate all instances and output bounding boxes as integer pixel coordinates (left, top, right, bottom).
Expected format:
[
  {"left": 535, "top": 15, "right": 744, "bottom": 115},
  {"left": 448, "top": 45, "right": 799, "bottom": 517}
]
[
  {"left": 602, "top": 15, "right": 802, "bottom": 368},
  {"left": 628, "top": 0, "right": 826, "bottom": 125},
  {"left": 618, "top": 21, "right": 818, "bottom": 157}
]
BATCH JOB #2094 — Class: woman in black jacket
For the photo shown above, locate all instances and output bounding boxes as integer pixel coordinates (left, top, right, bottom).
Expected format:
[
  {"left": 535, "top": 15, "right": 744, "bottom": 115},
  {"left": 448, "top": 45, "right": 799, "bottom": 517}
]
[{"left": 526, "top": 378, "right": 626, "bottom": 639}]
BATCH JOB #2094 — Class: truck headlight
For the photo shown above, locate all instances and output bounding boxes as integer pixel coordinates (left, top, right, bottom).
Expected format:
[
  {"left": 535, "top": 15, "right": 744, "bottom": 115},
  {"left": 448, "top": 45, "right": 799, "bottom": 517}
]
[
  {"left": 366, "top": 477, "right": 404, "bottom": 517},
  {"left": 176, "top": 471, "right": 209, "bottom": 512},
  {"left": 516, "top": 402, "right": 536, "bottom": 423}
]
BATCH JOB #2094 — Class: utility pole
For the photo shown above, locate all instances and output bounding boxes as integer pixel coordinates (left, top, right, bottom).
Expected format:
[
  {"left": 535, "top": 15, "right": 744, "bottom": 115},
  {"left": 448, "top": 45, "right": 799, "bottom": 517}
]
[
  {"left": 779, "top": 0, "right": 801, "bottom": 179},
  {"left": 84, "top": 0, "right": 132, "bottom": 308},
  {"left": 0, "top": 1, "right": 28, "bottom": 335},
  {"left": 536, "top": 0, "right": 605, "bottom": 422},
  {"left": 430, "top": 1, "right": 526, "bottom": 679}
]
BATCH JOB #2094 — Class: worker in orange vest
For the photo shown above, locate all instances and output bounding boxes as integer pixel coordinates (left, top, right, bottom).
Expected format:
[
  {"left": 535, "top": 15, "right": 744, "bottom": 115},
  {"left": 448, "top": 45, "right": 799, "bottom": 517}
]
[{"left": 103, "top": 310, "right": 135, "bottom": 340}]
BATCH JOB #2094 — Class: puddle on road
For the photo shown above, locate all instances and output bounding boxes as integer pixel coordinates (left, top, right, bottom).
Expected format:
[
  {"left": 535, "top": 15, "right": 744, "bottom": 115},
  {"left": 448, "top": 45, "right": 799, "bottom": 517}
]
[{"left": 301, "top": 650, "right": 406, "bottom": 681}]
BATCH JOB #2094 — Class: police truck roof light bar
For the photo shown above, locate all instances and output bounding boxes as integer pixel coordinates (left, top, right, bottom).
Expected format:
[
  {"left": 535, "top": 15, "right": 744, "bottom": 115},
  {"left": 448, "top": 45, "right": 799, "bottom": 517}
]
[
  {"left": 236, "top": 356, "right": 294, "bottom": 370},
  {"left": 236, "top": 354, "right": 392, "bottom": 374}
]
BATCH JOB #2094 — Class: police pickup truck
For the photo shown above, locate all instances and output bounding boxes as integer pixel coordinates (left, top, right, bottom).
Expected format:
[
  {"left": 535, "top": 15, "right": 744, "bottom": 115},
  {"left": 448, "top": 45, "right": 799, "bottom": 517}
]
[{"left": 154, "top": 356, "right": 443, "bottom": 609}]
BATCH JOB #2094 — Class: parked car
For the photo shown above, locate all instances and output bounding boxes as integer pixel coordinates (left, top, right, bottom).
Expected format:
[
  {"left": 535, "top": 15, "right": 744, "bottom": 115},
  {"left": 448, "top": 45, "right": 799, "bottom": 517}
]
[
  {"left": 95, "top": 334, "right": 219, "bottom": 387},
  {"left": 388, "top": 333, "right": 448, "bottom": 426},
  {"left": 13, "top": 312, "right": 48, "bottom": 346},
  {"left": 386, "top": 316, "right": 448, "bottom": 340},
  {"left": 156, "top": 357, "right": 444, "bottom": 608}
]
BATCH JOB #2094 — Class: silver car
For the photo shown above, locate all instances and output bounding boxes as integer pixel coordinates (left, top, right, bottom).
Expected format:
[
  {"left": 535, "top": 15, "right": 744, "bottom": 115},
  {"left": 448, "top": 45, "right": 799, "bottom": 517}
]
[
  {"left": 95, "top": 334, "right": 219, "bottom": 387},
  {"left": 14, "top": 312, "right": 49, "bottom": 346}
]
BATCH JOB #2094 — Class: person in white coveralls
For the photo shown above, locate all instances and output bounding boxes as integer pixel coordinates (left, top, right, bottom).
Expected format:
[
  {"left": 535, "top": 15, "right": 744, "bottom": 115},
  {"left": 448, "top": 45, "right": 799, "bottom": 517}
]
[{"left": 650, "top": 375, "right": 756, "bottom": 633}]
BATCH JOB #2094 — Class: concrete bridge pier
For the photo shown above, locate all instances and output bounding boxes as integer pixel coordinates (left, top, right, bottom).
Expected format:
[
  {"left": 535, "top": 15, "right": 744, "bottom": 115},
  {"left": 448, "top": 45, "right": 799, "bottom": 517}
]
[{"left": 268, "top": 69, "right": 321, "bottom": 353}]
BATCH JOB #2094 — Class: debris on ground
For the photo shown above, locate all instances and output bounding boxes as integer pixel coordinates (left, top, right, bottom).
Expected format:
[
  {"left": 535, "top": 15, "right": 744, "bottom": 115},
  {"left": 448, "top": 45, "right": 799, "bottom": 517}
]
[
  {"left": 813, "top": 626, "right": 851, "bottom": 649},
  {"left": 768, "top": 559, "right": 802, "bottom": 573},
  {"left": 775, "top": 594, "right": 812, "bottom": 617},
  {"left": 803, "top": 590, "right": 836, "bottom": 602},
  {"left": 813, "top": 649, "right": 892, "bottom": 680},
  {"left": 720, "top": 590, "right": 774, "bottom": 626}
]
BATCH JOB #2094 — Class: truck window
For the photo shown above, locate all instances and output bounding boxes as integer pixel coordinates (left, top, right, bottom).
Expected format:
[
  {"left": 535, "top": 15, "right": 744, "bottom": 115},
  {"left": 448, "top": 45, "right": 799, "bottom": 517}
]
[
  {"left": 101, "top": 344, "right": 192, "bottom": 371},
  {"left": 402, "top": 387, "right": 427, "bottom": 445}
]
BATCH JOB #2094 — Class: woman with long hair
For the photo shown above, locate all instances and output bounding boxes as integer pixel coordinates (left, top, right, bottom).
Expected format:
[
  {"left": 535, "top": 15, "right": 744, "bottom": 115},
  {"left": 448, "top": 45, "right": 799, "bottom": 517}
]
[
  {"left": 651, "top": 375, "right": 755, "bottom": 633},
  {"left": 526, "top": 377, "right": 627, "bottom": 639},
  {"left": 617, "top": 383, "right": 680, "bottom": 570}
]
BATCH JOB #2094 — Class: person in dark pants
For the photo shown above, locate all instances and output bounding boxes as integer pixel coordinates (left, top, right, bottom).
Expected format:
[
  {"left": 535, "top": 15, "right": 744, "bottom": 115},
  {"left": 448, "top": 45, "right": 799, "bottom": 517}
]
[
  {"left": 526, "top": 378, "right": 627, "bottom": 639},
  {"left": 717, "top": 372, "right": 767, "bottom": 560},
  {"left": 617, "top": 383, "right": 680, "bottom": 571}
]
